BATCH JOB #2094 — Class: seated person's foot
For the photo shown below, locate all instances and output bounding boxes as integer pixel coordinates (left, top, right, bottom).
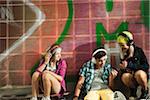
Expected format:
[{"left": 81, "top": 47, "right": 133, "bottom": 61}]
[
  {"left": 128, "top": 96, "right": 137, "bottom": 100},
  {"left": 139, "top": 87, "right": 149, "bottom": 99},
  {"left": 41, "top": 96, "right": 51, "bottom": 100},
  {"left": 130, "top": 88, "right": 137, "bottom": 97},
  {"left": 30, "top": 97, "right": 37, "bottom": 100},
  {"left": 128, "top": 88, "right": 137, "bottom": 100}
]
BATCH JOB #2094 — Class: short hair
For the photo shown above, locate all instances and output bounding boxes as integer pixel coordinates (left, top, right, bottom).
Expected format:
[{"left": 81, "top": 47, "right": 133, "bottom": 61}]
[{"left": 93, "top": 47, "right": 107, "bottom": 59}]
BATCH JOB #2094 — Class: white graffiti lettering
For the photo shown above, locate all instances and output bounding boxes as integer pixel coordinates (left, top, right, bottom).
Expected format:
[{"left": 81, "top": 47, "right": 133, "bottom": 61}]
[{"left": 0, "top": 6, "right": 14, "bottom": 20}]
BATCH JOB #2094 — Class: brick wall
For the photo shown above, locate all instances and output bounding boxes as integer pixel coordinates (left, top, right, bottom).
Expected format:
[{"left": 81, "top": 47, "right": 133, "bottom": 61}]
[{"left": 0, "top": 0, "right": 149, "bottom": 86}]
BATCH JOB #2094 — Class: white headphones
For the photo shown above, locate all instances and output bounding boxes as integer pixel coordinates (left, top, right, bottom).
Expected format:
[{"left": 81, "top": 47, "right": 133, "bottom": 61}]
[{"left": 91, "top": 49, "right": 108, "bottom": 64}]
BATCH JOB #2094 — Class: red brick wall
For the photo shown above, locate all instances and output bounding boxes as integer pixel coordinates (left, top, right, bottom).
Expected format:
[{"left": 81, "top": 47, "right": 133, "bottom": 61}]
[{"left": 0, "top": 0, "right": 149, "bottom": 86}]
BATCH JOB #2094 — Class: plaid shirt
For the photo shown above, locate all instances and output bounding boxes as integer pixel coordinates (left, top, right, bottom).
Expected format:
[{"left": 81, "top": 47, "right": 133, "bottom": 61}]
[{"left": 79, "top": 60, "right": 112, "bottom": 95}]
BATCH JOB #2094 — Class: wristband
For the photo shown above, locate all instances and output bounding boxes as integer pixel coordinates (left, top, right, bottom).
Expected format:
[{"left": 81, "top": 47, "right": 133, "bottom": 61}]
[
  {"left": 36, "top": 69, "right": 42, "bottom": 75},
  {"left": 73, "top": 95, "right": 79, "bottom": 98}
]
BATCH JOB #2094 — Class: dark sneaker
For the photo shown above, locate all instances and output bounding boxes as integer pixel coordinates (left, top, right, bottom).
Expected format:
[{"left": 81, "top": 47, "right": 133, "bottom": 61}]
[
  {"left": 130, "top": 88, "right": 137, "bottom": 97},
  {"left": 139, "top": 87, "right": 149, "bottom": 99}
]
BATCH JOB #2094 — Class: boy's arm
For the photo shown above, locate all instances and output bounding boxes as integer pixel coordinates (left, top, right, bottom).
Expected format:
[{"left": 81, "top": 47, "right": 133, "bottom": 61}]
[
  {"left": 108, "top": 69, "right": 118, "bottom": 89},
  {"left": 73, "top": 76, "right": 85, "bottom": 99}
]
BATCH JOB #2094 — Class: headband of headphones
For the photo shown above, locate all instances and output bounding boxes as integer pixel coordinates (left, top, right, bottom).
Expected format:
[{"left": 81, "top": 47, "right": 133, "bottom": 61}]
[
  {"left": 91, "top": 49, "right": 107, "bottom": 64},
  {"left": 92, "top": 49, "right": 107, "bottom": 57},
  {"left": 46, "top": 45, "right": 62, "bottom": 55}
]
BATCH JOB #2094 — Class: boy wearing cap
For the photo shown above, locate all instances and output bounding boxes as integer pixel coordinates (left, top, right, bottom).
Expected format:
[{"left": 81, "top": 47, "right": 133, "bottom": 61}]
[
  {"left": 117, "top": 31, "right": 149, "bottom": 99},
  {"left": 73, "top": 48, "right": 118, "bottom": 100}
]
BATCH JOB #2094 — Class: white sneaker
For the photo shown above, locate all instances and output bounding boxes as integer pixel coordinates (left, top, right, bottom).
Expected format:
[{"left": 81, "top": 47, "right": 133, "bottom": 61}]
[
  {"left": 41, "top": 96, "right": 51, "bottom": 100},
  {"left": 41, "top": 96, "right": 45, "bottom": 100},
  {"left": 30, "top": 97, "right": 37, "bottom": 100}
]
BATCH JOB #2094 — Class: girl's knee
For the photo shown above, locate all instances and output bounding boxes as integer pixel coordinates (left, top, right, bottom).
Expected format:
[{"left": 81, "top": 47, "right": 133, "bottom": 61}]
[
  {"left": 32, "top": 72, "right": 40, "bottom": 81},
  {"left": 121, "top": 73, "right": 133, "bottom": 86},
  {"left": 121, "top": 73, "right": 131, "bottom": 81},
  {"left": 42, "top": 73, "right": 49, "bottom": 81},
  {"left": 135, "top": 70, "right": 147, "bottom": 79},
  {"left": 134, "top": 71, "right": 148, "bottom": 86}
]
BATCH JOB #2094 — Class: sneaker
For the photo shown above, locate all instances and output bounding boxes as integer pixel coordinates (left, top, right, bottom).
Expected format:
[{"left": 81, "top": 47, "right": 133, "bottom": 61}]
[
  {"left": 139, "top": 87, "right": 149, "bottom": 99},
  {"left": 30, "top": 97, "right": 37, "bottom": 100},
  {"left": 130, "top": 88, "right": 137, "bottom": 97},
  {"left": 41, "top": 96, "right": 51, "bottom": 100},
  {"left": 128, "top": 96, "right": 137, "bottom": 100},
  {"left": 114, "top": 91, "right": 126, "bottom": 100}
]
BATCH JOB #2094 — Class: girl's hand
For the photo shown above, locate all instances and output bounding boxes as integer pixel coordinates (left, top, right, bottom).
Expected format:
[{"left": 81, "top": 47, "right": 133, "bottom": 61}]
[
  {"left": 44, "top": 53, "right": 51, "bottom": 64},
  {"left": 119, "top": 60, "right": 127, "bottom": 69}
]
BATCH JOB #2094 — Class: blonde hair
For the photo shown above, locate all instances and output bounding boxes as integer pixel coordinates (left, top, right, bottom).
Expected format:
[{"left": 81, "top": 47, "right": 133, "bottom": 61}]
[{"left": 117, "top": 31, "right": 133, "bottom": 44}]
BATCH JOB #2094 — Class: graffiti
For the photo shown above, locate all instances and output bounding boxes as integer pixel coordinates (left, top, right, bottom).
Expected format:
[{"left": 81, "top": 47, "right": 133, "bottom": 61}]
[
  {"left": 55, "top": 0, "right": 128, "bottom": 47},
  {"left": 0, "top": 0, "right": 149, "bottom": 87},
  {"left": 141, "top": 0, "right": 150, "bottom": 29},
  {"left": 96, "top": 22, "right": 128, "bottom": 47},
  {"left": 0, "top": 0, "right": 45, "bottom": 62},
  {"left": 55, "top": 0, "right": 149, "bottom": 48},
  {"left": 106, "top": 0, "right": 113, "bottom": 12},
  {"left": 55, "top": 0, "right": 73, "bottom": 45},
  {"left": 0, "top": 6, "right": 14, "bottom": 20},
  {"left": 0, "top": 0, "right": 148, "bottom": 61}
]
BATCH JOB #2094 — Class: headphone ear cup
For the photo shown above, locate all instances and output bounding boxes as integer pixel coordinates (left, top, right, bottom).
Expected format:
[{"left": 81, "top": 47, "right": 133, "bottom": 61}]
[
  {"left": 127, "top": 42, "right": 130, "bottom": 46},
  {"left": 127, "top": 40, "right": 133, "bottom": 46},
  {"left": 91, "top": 57, "right": 96, "bottom": 64}
]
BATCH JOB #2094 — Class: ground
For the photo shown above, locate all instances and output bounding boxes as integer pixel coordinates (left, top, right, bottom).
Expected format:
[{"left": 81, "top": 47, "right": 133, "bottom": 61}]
[{"left": 0, "top": 79, "right": 150, "bottom": 100}]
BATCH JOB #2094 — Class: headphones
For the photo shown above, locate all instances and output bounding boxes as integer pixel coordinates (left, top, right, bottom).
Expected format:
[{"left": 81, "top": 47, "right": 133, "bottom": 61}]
[
  {"left": 91, "top": 49, "right": 107, "bottom": 64},
  {"left": 46, "top": 45, "right": 62, "bottom": 55},
  {"left": 118, "top": 31, "right": 133, "bottom": 46}
]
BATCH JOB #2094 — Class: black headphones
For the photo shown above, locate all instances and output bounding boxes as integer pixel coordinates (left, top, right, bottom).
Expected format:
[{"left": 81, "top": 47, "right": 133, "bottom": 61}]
[{"left": 118, "top": 31, "right": 133, "bottom": 46}]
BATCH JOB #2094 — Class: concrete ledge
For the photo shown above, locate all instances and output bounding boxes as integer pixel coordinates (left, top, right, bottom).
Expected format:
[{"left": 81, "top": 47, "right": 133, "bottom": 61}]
[{"left": 0, "top": 78, "right": 149, "bottom": 100}]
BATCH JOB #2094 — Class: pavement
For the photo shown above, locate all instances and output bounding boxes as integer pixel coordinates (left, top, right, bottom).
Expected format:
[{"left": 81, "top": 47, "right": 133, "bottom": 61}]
[{"left": 0, "top": 80, "right": 149, "bottom": 100}]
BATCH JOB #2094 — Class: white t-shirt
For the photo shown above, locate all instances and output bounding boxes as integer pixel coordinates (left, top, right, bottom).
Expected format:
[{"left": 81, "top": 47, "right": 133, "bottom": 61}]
[{"left": 90, "top": 67, "right": 108, "bottom": 90}]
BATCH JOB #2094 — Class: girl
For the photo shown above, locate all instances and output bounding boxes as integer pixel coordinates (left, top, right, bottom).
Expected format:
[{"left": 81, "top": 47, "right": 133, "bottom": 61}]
[{"left": 31, "top": 44, "right": 67, "bottom": 100}]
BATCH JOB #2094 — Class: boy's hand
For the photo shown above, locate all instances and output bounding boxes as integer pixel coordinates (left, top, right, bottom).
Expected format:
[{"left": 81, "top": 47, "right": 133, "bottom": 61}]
[
  {"left": 111, "top": 69, "right": 118, "bottom": 79},
  {"left": 73, "top": 96, "right": 78, "bottom": 100}
]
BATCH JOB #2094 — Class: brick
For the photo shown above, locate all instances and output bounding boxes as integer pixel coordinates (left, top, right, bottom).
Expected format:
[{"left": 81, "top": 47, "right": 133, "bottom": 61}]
[
  {"left": 75, "top": 53, "right": 91, "bottom": 69},
  {"left": 91, "top": 3, "right": 106, "bottom": 18},
  {"left": 0, "top": 72, "right": 7, "bottom": 86},
  {"left": 41, "top": 21, "right": 56, "bottom": 36},
  {"left": 8, "top": 22, "right": 23, "bottom": 37},
  {"left": 25, "top": 38, "right": 39, "bottom": 53},
  {"left": 25, "top": 54, "right": 40, "bottom": 70},
  {"left": 0, "top": 39, "right": 6, "bottom": 53},
  {"left": 109, "top": 1, "right": 123, "bottom": 17},
  {"left": 74, "top": 3, "right": 89, "bottom": 18},
  {"left": 9, "top": 72, "right": 24, "bottom": 85},
  {"left": 145, "top": 35, "right": 150, "bottom": 50},
  {"left": 0, "top": 23, "right": 7, "bottom": 37},
  {"left": 75, "top": 37, "right": 91, "bottom": 52},
  {"left": 58, "top": 4, "right": 68, "bottom": 19},
  {"left": 8, "top": 55, "right": 23, "bottom": 70},
  {"left": 40, "top": 3, "right": 56, "bottom": 20},
  {"left": 75, "top": 20, "right": 89, "bottom": 34},
  {"left": 125, "top": 1, "right": 141, "bottom": 16},
  {"left": 60, "top": 37, "right": 73, "bottom": 52},
  {"left": 13, "top": 6, "right": 23, "bottom": 20}
]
